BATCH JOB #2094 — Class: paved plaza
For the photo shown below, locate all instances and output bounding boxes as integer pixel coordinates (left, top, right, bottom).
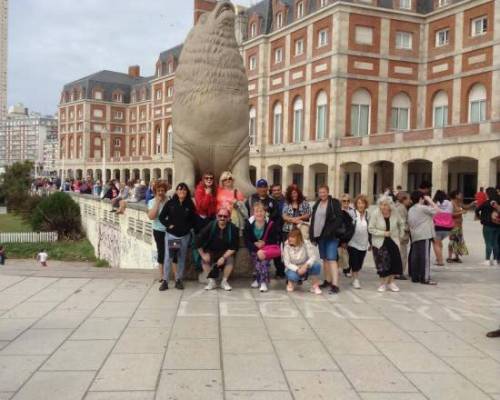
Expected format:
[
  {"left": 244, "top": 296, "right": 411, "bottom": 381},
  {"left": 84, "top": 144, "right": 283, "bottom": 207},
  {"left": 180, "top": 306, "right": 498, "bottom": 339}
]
[{"left": 0, "top": 217, "right": 499, "bottom": 400}]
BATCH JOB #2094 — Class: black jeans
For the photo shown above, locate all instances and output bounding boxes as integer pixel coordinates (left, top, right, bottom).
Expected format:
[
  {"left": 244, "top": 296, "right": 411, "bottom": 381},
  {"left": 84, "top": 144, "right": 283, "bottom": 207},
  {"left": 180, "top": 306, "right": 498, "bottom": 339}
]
[{"left": 153, "top": 230, "right": 166, "bottom": 265}]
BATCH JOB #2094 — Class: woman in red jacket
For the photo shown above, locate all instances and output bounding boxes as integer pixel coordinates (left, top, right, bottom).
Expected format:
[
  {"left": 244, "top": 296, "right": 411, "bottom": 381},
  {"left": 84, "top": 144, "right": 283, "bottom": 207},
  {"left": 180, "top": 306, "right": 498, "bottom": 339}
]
[{"left": 194, "top": 171, "right": 218, "bottom": 232}]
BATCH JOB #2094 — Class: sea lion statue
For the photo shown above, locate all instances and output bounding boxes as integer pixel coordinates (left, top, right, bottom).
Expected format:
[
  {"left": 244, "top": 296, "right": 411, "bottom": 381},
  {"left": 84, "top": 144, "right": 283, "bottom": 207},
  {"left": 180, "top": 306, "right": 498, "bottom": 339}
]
[{"left": 172, "top": 0, "right": 254, "bottom": 195}]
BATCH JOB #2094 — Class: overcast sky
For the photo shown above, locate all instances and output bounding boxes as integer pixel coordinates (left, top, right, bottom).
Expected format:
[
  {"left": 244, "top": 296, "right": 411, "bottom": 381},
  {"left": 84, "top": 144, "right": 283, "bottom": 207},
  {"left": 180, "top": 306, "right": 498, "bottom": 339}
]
[{"left": 7, "top": 0, "right": 255, "bottom": 116}]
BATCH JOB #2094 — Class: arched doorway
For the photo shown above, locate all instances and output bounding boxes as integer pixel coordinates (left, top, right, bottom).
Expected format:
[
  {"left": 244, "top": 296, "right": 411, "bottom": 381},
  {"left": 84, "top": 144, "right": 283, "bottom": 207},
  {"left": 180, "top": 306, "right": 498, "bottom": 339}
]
[
  {"left": 445, "top": 157, "right": 478, "bottom": 203},
  {"left": 406, "top": 159, "right": 432, "bottom": 192},
  {"left": 267, "top": 165, "right": 282, "bottom": 186},
  {"left": 340, "top": 162, "right": 361, "bottom": 198},
  {"left": 370, "top": 161, "right": 394, "bottom": 201}
]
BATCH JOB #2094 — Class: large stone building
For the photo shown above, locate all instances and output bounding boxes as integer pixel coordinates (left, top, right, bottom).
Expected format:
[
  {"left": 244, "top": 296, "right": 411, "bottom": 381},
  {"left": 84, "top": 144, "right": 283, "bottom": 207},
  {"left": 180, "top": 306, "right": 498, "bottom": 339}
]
[
  {"left": 0, "top": 0, "right": 7, "bottom": 119},
  {"left": 58, "top": 0, "right": 500, "bottom": 201},
  {"left": 0, "top": 104, "right": 58, "bottom": 175}
]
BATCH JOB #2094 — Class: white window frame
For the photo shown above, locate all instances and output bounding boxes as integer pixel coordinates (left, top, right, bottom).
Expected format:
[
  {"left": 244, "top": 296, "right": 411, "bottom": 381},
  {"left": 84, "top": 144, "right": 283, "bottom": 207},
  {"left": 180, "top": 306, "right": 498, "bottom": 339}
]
[
  {"left": 114, "top": 111, "right": 123, "bottom": 120},
  {"left": 249, "top": 55, "right": 257, "bottom": 70},
  {"left": 318, "top": 29, "right": 328, "bottom": 47},
  {"left": 471, "top": 16, "right": 487, "bottom": 37},
  {"left": 155, "top": 127, "right": 162, "bottom": 154},
  {"left": 274, "top": 48, "right": 283, "bottom": 64},
  {"left": 319, "top": 0, "right": 328, "bottom": 7},
  {"left": 399, "top": 0, "right": 411, "bottom": 10},
  {"left": 437, "top": 0, "right": 450, "bottom": 7},
  {"left": 435, "top": 28, "right": 450, "bottom": 47},
  {"left": 276, "top": 12, "right": 283, "bottom": 29},
  {"left": 94, "top": 91, "right": 103, "bottom": 100},
  {"left": 113, "top": 126, "right": 123, "bottom": 133},
  {"left": 295, "top": 39, "right": 304, "bottom": 56},
  {"left": 296, "top": 1, "right": 304, "bottom": 19},
  {"left": 167, "top": 125, "right": 173, "bottom": 154},
  {"left": 432, "top": 91, "right": 448, "bottom": 128},
  {"left": 350, "top": 90, "right": 371, "bottom": 137},
  {"left": 316, "top": 92, "right": 328, "bottom": 140},
  {"left": 293, "top": 98, "right": 304, "bottom": 144},
  {"left": 250, "top": 22, "right": 257, "bottom": 38},
  {"left": 396, "top": 31, "right": 412, "bottom": 50},
  {"left": 273, "top": 103, "right": 283, "bottom": 145},
  {"left": 155, "top": 89, "right": 162, "bottom": 101},
  {"left": 249, "top": 107, "right": 257, "bottom": 146},
  {"left": 468, "top": 84, "right": 487, "bottom": 123},
  {"left": 167, "top": 87, "right": 174, "bottom": 97}
]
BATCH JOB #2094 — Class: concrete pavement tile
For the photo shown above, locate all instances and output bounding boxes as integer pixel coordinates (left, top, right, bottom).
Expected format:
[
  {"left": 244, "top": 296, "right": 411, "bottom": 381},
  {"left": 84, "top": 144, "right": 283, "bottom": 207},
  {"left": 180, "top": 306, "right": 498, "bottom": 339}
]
[
  {"left": 285, "top": 371, "right": 360, "bottom": 400},
  {"left": 359, "top": 394, "right": 427, "bottom": 400},
  {"left": 71, "top": 318, "right": 128, "bottom": 340},
  {"left": 156, "top": 370, "right": 223, "bottom": 400},
  {"left": 0, "top": 342, "right": 7, "bottom": 350},
  {"left": 376, "top": 342, "right": 453, "bottom": 373},
  {"left": 90, "top": 301, "right": 138, "bottom": 318},
  {"left": 0, "top": 276, "right": 26, "bottom": 291},
  {"left": 0, "top": 393, "right": 13, "bottom": 400},
  {"left": 220, "top": 316, "right": 265, "bottom": 329},
  {"left": 0, "top": 295, "right": 29, "bottom": 310},
  {"left": 317, "top": 329, "right": 380, "bottom": 356},
  {"left": 90, "top": 353, "right": 162, "bottom": 391},
  {"left": 1, "top": 302, "right": 59, "bottom": 319},
  {"left": 171, "top": 317, "right": 218, "bottom": 339},
  {"left": 12, "top": 371, "right": 95, "bottom": 400},
  {"left": 221, "top": 326, "right": 273, "bottom": 354},
  {"left": 41, "top": 340, "right": 114, "bottom": 371},
  {"left": 408, "top": 330, "right": 484, "bottom": 357},
  {"left": 1, "top": 277, "right": 56, "bottom": 297},
  {"left": 330, "top": 303, "right": 385, "bottom": 320},
  {"left": 491, "top": 395, "right": 500, "bottom": 400},
  {"left": 114, "top": 327, "right": 169, "bottom": 354},
  {"left": 273, "top": 340, "right": 338, "bottom": 371},
  {"left": 0, "top": 319, "right": 36, "bottom": 341},
  {"left": 84, "top": 392, "right": 155, "bottom": 400},
  {"left": 334, "top": 355, "right": 416, "bottom": 393},
  {"left": 28, "top": 286, "right": 86, "bottom": 303},
  {"left": 138, "top": 291, "right": 181, "bottom": 310},
  {"left": 442, "top": 356, "right": 500, "bottom": 393},
  {"left": 1, "top": 329, "right": 71, "bottom": 355},
  {"left": 225, "top": 392, "right": 292, "bottom": 400},
  {"left": 177, "top": 299, "right": 219, "bottom": 316},
  {"left": 351, "top": 320, "right": 415, "bottom": 343},
  {"left": 163, "top": 338, "right": 220, "bottom": 369},
  {"left": 258, "top": 301, "right": 300, "bottom": 319},
  {"left": 128, "top": 309, "right": 176, "bottom": 328},
  {"left": 406, "top": 372, "right": 491, "bottom": 400},
  {"left": 0, "top": 355, "right": 46, "bottom": 392},
  {"left": 223, "top": 354, "right": 288, "bottom": 391},
  {"left": 264, "top": 318, "right": 315, "bottom": 340},
  {"left": 33, "top": 309, "right": 90, "bottom": 329},
  {"left": 105, "top": 280, "right": 151, "bottom": 302},
  {"left": 384, "top": 312, "right": 444, "bottom": 332},
  {"left": 219, "top": 300, "right": 260, "bottom": 318}
]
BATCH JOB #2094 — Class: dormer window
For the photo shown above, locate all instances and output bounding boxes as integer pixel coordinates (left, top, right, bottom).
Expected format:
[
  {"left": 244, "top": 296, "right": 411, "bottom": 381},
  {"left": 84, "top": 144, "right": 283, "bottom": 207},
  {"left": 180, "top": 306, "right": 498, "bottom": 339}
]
[
  {"left": 94, "top": 90, "right": 103, "bottom": 100},
  {"left": 276, "top": 12, "right": 283, "bottom": 29},
  {"left": 168, "top": 62, "right": 174, "bottom": 74},
  {"left": 112, "top": 92, "right": 123, "bottom": 103},
  {"left": 296, "top": 2, "right": 304, "bottom": 19},
  {"left": 250, "top": 22, "right": 257, "bottom": 38}
]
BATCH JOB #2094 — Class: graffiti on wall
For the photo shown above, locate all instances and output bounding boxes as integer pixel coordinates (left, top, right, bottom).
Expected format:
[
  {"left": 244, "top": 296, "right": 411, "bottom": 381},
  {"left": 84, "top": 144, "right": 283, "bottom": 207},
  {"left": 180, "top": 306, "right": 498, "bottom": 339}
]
[{"left": 98, "top": 222, "right": 121, "bottom": 268}]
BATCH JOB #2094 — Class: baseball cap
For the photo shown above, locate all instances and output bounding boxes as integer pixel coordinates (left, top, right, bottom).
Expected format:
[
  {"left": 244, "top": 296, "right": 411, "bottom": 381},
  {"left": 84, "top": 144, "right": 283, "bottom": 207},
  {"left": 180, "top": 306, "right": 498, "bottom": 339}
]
[{"left": 256, "top": 179, "right": 268, "bottom": 188}]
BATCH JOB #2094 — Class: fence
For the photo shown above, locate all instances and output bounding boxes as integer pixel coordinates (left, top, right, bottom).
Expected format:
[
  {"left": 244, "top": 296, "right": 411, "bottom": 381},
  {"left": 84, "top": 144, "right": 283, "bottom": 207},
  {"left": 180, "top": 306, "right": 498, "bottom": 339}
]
[{"left": 0, "top": 232, "right": 58, "bottom": 243}]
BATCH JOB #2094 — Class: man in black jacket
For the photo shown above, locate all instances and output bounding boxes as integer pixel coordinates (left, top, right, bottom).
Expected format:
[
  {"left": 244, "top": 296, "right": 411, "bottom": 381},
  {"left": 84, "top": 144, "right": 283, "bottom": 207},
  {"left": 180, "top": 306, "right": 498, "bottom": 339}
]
[{"left": 196, "top": 207, "right": 239, "bottom": 291}]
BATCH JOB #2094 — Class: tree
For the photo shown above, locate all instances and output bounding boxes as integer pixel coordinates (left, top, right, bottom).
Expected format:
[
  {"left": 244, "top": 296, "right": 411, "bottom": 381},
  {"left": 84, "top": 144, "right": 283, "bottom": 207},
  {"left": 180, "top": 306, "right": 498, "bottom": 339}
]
[{"left": 0, "top": 161, "right": 34, "bottom": 212}]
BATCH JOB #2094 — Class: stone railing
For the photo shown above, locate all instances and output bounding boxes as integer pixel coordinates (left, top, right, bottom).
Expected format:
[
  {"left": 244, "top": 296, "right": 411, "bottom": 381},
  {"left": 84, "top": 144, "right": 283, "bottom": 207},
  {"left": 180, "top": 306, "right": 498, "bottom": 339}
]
[{"left": 70, "top": 194, "right": 252, "bottom": 277}]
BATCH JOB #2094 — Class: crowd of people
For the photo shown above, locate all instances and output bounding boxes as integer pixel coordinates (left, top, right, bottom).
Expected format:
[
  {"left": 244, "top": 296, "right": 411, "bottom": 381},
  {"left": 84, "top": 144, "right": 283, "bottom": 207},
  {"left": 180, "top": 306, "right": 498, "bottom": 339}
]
[{"left": 145, "top": 172, "right": 500, "bottom": 296}]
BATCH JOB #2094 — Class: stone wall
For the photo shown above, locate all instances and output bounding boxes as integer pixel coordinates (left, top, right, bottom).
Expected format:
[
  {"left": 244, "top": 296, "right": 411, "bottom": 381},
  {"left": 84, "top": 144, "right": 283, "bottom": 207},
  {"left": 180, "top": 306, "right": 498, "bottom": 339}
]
[{"left": 70, "top": 194, "right": 252, "bottom": 278}]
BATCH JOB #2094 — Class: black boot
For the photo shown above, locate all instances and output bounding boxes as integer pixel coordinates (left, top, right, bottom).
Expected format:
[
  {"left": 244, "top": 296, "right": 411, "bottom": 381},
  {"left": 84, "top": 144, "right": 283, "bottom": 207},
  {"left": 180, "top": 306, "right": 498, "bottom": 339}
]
[
  {"left": 175, "top": 279, "right": 184, "bottom": 290},
  {"left": 159, "top": 280, "right": 169, "bottom": 291}
]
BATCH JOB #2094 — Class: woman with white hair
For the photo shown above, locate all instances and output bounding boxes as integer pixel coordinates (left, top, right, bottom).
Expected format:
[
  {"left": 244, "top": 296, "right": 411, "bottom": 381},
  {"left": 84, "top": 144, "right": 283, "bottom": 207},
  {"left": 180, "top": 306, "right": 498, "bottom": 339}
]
[{"left": 368, "top": 195, "right": 405, "bottom": 292}]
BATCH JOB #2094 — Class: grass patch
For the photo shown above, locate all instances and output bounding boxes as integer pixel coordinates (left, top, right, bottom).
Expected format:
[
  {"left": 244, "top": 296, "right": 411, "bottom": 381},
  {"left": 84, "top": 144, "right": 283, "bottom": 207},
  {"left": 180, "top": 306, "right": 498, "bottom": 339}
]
[
  {"left": 95, "top": 259, "right": 110, "bottom": 268},
  {"left": 2, "top": 239, "right": 97, "bottom": 263},
  {"left": 0, "top": 213, "right": 31, "bottom": 232}
]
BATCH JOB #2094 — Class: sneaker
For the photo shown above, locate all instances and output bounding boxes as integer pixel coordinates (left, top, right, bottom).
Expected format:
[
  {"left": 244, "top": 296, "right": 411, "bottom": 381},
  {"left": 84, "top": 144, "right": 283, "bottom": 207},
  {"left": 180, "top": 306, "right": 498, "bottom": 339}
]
[
  {"left": 159, "top": 280, "right": 169, "bottom": 291},
  {"left": 259, "top": 282, "right": 268, "bottom": 292},
  {"left": 198, "top": 271, "right": 208, "bottom": 284},
  {"left": 204, "top": 278, "right": 217, "bottom": 291},
  {"left": 175, "top": 279, "right": 184, "bottom": 290},
  {"left": 310, "top": 286, "right": 322, "bottom": 295},
  {"left": 329, "top": 285, "right": 340, "bottom": 294},
  {"left": 319, "top": 280, "right": 330, "bottom": 289},
  {"left": 377, "top": 284, "right": 387, "bottom": 292},
  {"left": 352, "top": 279, "right": 361, "bottom": 289},
  {"left": 251, "top": 280, "right": 259, "bottom": 289},
  {"left": 482, "top": 260, "right": 493, "bottom": 266},
  {"left": 286, "top": 283, "right": 294, "bottom": 292},
  {"left": 388, "top": 282, "right": 400, "bottom": 292},
  {"left": 221, "top": 279, "right": 232, "bottom": 291}
]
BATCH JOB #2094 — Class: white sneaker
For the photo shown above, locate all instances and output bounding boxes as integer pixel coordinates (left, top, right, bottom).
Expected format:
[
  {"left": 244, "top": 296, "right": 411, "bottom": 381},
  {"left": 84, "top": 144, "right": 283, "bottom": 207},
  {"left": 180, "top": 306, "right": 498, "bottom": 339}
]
[
  {"left": 352, "top": 279, "right": 361, "bottom": 289},
  {"left": 482, "top": 260, "right": 494, "bottom": 266},
  {"left": 259, "top": 282, "right": 268, "bottom": 292},
  {"left": 251, "top": 280, "right": 259, "bottom": 289},
  {"left": 377, "top": 284, "right": 387, "bottom": 292},
  {"left": 310, "top": 286, "right": 322, "bottom": 295},
  {"left": 221, "top": 279, "right": 232, "bottom": 291},
  {"left": 388, "top": 282, "right": 400, "bottom": 292},
  {"left": 198, "top": 271, "right": 208, "bottom": 284},
  {"left": 204, "top": 278, "right": 217, "bottom": 291}
]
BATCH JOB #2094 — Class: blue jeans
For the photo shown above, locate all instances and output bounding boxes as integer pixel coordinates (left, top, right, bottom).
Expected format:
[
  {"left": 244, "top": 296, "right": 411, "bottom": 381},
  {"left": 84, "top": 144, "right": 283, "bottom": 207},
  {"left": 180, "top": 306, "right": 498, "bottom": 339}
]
[
  {"left": 164, "top": 232, "right": 191, "bottom": 280},
  {"left": 286, "top": 261, "right": 322, "bottom": 282},
  {"left": 318, "top": 238, "right": 339, "bottom": 261}
]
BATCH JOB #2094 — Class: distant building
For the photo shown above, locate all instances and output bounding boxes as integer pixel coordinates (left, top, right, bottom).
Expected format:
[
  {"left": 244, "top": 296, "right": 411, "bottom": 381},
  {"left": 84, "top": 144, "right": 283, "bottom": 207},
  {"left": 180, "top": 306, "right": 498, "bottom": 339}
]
[
  {"left": 58, "top": 0, "right": 500, "bottom": 200},
  {"left": 0, "top": 104, "right": 58, "bottom": 175},
  {"left": 0, "top": 0, "right": 7, "bottom": 119}
]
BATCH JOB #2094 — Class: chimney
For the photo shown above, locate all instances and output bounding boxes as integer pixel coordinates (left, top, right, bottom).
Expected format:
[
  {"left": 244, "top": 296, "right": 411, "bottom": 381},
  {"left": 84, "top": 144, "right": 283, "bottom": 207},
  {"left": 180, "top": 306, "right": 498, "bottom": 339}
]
[
  {"left": 194, "top": 0, "right": 217, "bottom": 25},
  {"left": 128, "top": 65, "right": 141, "bottom": 78}
]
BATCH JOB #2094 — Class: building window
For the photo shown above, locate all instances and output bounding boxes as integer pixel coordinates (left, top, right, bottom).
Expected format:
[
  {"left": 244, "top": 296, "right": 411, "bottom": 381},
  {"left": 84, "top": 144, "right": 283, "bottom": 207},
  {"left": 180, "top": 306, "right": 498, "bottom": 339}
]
[
  {"left": 93, "top": 109, "right": 103, "bottom": 118},
  {"left": 435, "top": 28, "right": 449, "bottom": 47},
  {"left": 396, "top": 32, "right": 412, "bottom": 49},
  {"left": 168, "top": 62, "right": 174, "bottom": 74},
  {"left": 471, "top": 16, "right": 487, "bottom": 37},
  {"left": 355, "top": 26, "right": 373, "bottom": 45},
  {"left": 293, "top": 97, "right": 303, "bottom": 143},
  {"left": 167, "top": 86, "right": 174, "bottom": 97},
  {"left": 274, "top": 48, "right": 283, "bottom": 64},
  {"left": 432, "top": 91, "right": 448, "bottom": 128},
  {"left": 294, "top": 39, "right": 304, "bottom": 56},
  {"left": 114, "top": 111, "right": 123, "bottom": 120},
  {"left": 296, "top": 1, "right": 304, "bottom": 19},
  {"left": 468, "top": 84, "right": 487, "bottom": 123},
  {"left": 316, "top": 91, "right": 328, "bottom": 140},
  {"left": 318, "top": 29, "right": 328, "bottom": 47},
  {"left": 113, "top": 93, "right": 123, "bottom": 103},
  {"left": 437, "top": 0, "right": 450, "bottom": 7},
  {"left": 249, "top": 107, "right": 257, "bottom": 146},
  {"left": 350, "top": 89, "right": 370, "bottom": 136},
  {"left": 155, "top": 126, "right": 161, "bottom": 154},
  {"left": 399, "top": 0, "right": 411, "bottom": 9},
  {"left": 273, "top": 102, "right": 283, "bottom": 145},
  {"left": 167, "top": 125, "right": 173, "bottom": 154},
  {"left": 249, "top": 55, "right": 257, "bottom": 70},
  {"left": 113, "top": 126, "right": 123, "bottom": 133},
  {"left": 276, "top": 12, "right": 283, "bottom": 29},
  {"left": 250, "top": 22, "right": 257, "bottom": 38},
  {"left": 113, "top": 138, "right": 121, "bottom": 147},
  {"left": 139, "top": 138, "right": 145, "bottom": 155},
  {"left": 130, "top": 138, "right": 136, "bottom": 156},
  {"left": 94, "top": 91, "right": 103, "bottom": 100},
  {"left": 391, "top": 93, "right": 410, "bottom": 131},
  {"left": 155, "top": 89, "right": 162, "bottom": 101},
  {"left": 319, "top": 0, "right": 328, "bottom": 7}
]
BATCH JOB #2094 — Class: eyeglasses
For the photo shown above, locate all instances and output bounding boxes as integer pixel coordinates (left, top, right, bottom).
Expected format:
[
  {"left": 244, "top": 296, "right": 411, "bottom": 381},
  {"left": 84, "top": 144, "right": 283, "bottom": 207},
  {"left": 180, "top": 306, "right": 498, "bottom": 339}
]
[
  {"left": 204, "top": 177, "right": 214, "bottom": 181},
  {"left": 223, "top": 177, "right": 233, "bottom": 182}
]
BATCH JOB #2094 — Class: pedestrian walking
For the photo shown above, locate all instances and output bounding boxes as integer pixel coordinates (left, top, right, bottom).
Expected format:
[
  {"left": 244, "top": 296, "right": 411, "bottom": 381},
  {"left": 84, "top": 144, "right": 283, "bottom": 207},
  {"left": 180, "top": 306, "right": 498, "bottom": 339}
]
[
  {"left": 37, "top": 249, "right": 48, "bottom": 267},
  {"left": 475, "top": 187, "right": 500, "bottom": 266},
  {"left": 447, "top": 190, "right": 470, "bottom": 263},
  {"left": 432, "top": 190, "right": 454, "bottom": 266}
]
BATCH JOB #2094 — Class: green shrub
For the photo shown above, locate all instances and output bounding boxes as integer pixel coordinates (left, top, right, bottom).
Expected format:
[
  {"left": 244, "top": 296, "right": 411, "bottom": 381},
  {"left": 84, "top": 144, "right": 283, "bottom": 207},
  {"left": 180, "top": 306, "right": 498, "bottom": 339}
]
[{"left": 30, "top": 192, "right": 83, "bottom": 240}]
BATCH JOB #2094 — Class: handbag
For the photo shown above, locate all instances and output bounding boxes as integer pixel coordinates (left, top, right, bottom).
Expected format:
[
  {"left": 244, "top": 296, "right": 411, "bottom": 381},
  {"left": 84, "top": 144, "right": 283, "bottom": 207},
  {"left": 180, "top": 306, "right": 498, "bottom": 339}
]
[
  {"left": 261, "top": 221, "right": 281, "bottom": 260},
  {"left": 433, "top": 212, "right": 454, "bottom": 229}
]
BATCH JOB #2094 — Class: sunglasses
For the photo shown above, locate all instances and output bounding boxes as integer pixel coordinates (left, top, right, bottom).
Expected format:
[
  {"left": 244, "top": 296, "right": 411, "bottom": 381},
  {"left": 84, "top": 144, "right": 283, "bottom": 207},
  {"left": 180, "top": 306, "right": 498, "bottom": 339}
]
[
  {"left": 217, "top": 214, "right": 229, "bottom": 219},
  {"left": 223, "top": 177, "right": 233, "bottom": 181},
  {"left": 204, "top": 177, "right": 214, "bottom": 180}
]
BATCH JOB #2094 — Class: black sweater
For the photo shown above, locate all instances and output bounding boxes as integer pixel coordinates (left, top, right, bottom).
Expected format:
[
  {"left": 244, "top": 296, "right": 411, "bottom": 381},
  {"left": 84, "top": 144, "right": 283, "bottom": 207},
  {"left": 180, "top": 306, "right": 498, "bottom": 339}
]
[
  {"left": 475, "top": 201, "right": 498, "bottom": 227},
  {"left": 195, "top": 221, "right": 239, "bottom": 253},
  {"left": 243, "top": 220, "right": 280, "bottom": 253},
  {"left": 158, "top": 197, "right": 196, "bottom": 237}
]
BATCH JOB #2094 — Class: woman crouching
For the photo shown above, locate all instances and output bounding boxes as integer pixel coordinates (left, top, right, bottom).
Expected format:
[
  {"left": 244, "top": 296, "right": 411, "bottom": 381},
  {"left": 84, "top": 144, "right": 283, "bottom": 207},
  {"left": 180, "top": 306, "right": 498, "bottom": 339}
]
[
  {"left": 283, "top": 229, "right": 322, "bottom": 294},
  {"left": 244, "top": 202, "right": 281, "bottom": 292}
]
